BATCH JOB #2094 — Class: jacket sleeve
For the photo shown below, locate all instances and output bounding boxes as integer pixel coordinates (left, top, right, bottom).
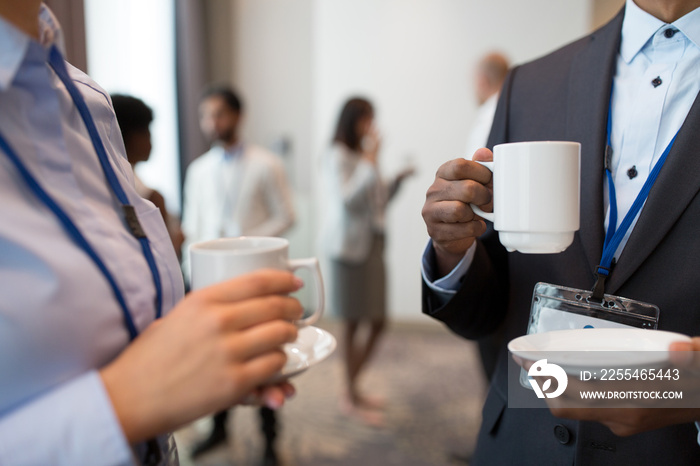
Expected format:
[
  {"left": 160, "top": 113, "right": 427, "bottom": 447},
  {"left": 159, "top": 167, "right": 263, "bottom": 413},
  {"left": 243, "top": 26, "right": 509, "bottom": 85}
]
[
  {"left": 422, "top": 224, "right": 510, "bottom": 340},
  {"left": 248, "top": 155, "right": 296, "bottom": 237},
  {"left": 179, "top": 163, "right": 201, "bottom": 283},
  {"left": 339, "top": 160, "right": 379, "bottom": 212}
]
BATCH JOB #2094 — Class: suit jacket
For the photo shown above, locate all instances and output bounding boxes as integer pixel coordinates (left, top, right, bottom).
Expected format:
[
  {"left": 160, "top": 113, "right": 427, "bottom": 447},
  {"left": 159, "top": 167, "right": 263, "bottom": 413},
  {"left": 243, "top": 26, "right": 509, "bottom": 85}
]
[
  {"left": 320, "top": 143, "right": 401, "bottom": 263},
  {"left": 423, "top": 9, "right": 700, "bottom": 465}
]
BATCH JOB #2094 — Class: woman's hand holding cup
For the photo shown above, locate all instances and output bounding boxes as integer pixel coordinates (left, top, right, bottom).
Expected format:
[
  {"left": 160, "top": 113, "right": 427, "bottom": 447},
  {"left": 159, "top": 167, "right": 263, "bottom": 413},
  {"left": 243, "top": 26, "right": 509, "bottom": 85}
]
[{"left": 100, "top": 269, "right": 303, "bottom": 445}]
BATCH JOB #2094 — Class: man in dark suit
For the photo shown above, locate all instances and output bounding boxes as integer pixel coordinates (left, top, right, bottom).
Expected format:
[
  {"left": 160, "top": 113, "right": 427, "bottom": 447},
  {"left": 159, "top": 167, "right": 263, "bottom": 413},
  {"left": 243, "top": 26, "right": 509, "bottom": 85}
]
[{"left": 421, "top": 0, "right": 700, "bottom": 464}]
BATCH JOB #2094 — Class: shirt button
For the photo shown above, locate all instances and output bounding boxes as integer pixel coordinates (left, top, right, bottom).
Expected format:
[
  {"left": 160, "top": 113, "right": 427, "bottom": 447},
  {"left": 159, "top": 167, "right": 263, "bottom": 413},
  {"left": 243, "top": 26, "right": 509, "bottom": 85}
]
[
  {"left": 554, "top": 424, "right": 572, "bottom": 444},
  {"left": 652, "top": 76, "right": 662, "bottom": 88},
  {"left": 627, "top": 166, "right": 638, "bottom": 179},
  {"left": 664, "top": 28, "right": 677, "bottom": 38}
]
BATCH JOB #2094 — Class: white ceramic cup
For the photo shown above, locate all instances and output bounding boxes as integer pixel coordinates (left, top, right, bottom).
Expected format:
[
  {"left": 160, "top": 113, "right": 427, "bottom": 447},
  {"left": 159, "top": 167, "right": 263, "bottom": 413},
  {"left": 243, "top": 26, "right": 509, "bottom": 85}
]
[
  {"left": 189, "top": 236, "right": 324, "bottom": 327},
  {"left": 470, "top": 141, "right": 580, "bottom": 254}
]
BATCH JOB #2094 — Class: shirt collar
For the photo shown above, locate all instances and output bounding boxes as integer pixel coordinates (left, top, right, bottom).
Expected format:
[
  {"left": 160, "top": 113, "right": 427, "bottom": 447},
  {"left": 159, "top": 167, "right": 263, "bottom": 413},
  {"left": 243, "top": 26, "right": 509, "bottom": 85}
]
[
  {"left": 673, "top": 4, "right": 700, "bottom": 50},
  {"left": 222, "top": 142, "right": 245, "bottom": 160},
  {"left": 621, "top": 0, "right": 700, "bottom": 64},
  {"left": 0, "top": 4, "right": 64, "bottom": 91}
]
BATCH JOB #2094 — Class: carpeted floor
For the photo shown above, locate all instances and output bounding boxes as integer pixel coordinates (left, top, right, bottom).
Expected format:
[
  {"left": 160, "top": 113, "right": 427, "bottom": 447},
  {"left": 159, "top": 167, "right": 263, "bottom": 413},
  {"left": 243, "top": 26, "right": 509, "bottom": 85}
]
[{"left": 174, "top": 319, "right": 488, "bottom": 466}]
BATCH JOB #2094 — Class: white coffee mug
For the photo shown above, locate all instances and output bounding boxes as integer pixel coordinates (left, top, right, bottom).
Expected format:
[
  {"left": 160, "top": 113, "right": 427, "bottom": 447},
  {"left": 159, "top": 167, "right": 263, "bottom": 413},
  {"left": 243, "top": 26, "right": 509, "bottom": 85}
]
[
  {"left": 189, "top": 236, "right": 324, "bottom": 327},
  {"left": 470, "top": 141, "right": 580, "bottom": 254}
]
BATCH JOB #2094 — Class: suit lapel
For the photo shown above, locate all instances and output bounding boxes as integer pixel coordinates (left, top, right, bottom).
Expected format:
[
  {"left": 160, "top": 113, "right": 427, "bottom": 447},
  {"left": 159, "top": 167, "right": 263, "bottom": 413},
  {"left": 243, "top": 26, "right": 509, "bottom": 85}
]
[
  {"left": 607, "top": 91, "right": 700, "bottom": 294},
  {"left": 566, "top": 11, "right": 623, "bottom": 276}
]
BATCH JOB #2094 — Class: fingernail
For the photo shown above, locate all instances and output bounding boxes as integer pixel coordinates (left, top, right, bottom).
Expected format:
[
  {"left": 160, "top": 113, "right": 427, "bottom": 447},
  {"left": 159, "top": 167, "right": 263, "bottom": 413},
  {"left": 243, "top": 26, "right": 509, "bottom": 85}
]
[
  {"left": 293, "top": 277, "right": 304, "bottom": 290},
  {"left": 266, "top": 397, "right": 283, "bottom": 410},
  {"left": 284, "top": 384, "right": 296, "bottom": 398}
]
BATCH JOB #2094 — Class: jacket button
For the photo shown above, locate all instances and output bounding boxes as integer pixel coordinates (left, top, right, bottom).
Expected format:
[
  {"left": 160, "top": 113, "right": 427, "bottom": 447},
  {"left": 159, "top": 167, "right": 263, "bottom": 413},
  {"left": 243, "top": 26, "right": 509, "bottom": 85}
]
[{"left": 554, "top": 424, "right": 571, "bottom": 444}]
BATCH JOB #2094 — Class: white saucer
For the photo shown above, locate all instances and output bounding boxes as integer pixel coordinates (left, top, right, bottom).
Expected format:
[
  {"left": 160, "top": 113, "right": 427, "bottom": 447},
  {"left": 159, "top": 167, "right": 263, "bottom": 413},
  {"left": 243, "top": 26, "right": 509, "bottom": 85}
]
[
  {"left": 508, "top": 328, "right": 691, "bottom": 370},
  {"left": 273, "top": 326, "right": 336, "bottom": 381}
]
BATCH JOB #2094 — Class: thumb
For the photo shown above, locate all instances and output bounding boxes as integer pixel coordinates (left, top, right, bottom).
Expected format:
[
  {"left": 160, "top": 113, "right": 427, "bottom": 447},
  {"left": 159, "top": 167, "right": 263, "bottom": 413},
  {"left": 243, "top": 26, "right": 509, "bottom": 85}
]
[{"left": 472, "top": 147, "right": 493, "bottom": 162}]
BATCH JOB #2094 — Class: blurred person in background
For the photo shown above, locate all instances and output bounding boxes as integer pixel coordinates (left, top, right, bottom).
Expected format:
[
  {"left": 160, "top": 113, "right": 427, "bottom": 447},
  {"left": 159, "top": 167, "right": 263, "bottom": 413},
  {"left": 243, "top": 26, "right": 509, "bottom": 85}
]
[
  {"left": 181, "top": 86, "right": 295, "bottom": 279},
  {"left": 464, "top": 52, "right": 510, "bottom": 159},
  {"left": 181, "top": 85, "right": 295, "bottom": 465},
  {"left": 320, "top": 97, "right": 414, "bottom": 426},
  {"left": 111, "top": 94, "right": 185, "bottom": 261},
  {"left": 0, "top": 2, "right": 301, "bottom": 465}
]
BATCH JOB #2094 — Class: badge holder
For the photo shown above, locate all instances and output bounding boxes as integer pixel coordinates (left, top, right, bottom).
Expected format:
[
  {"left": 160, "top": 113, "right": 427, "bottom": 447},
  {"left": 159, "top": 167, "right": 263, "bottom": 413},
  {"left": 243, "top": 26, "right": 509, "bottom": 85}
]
[
  {"left": 528, "top": 282, "right": 659, "bottom": 334},
  {"left": 519, "top": 282, "right": 660, "bottom": 389}
]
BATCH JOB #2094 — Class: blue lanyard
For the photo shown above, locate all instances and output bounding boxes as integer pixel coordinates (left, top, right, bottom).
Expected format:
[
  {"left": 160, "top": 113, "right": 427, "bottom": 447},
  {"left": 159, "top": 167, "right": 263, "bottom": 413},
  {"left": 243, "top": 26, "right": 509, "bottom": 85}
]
[
  {"left": 591, "top": 96, "right": 680, "bottom": 300},
  {"left": 0, "top": 46, "right": 163, "bottom": 340}
]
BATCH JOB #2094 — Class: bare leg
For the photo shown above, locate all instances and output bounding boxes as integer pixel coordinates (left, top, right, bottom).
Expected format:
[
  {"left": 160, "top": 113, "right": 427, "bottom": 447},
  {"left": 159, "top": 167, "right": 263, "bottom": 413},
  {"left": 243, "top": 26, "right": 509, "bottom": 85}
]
[
  {"left": 339, "top": 323, "right": 384, "bottom": 427},
  {"left": 347, "top": 320, "right": 385, "bottom": 391},
  {"left": 340, "top": 319, "right": 387, "bottom": 427},
  {"left": 342, "top": 319, "right": 362, "bottom": 404},
  {"left": 351, "top": 319, "right": 386, "bottom": 408}
]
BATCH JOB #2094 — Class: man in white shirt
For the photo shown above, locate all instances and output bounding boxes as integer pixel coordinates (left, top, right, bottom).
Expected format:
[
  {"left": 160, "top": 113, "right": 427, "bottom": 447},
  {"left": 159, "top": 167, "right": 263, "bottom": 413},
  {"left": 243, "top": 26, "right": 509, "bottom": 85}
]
[
  {"left": 181, "top": 87, "right": 295, "bottom": 277},
  {"left": 181, "top": 86, "right": 295, "bottom": 464},
  {"left": 421, "top": 0, "right": 700, "bottom": 464}
]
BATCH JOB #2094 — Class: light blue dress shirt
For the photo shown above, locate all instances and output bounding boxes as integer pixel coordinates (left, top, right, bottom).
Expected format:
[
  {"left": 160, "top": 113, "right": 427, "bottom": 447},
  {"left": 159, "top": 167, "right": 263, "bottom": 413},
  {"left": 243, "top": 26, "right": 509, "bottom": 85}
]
[
  {"left": 0, "top": 6, "right": 184, "bottom": 465},
  {"left": 422, "top": 0, "right": 700, "bottom": 299}
]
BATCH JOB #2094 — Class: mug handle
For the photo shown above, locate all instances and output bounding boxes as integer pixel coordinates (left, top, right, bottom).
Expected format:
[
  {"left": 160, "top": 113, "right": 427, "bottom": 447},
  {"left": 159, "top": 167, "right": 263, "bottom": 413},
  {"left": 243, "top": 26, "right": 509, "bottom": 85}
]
[
  {"left": 469, "top": 160, "right": 495, "bottom": 222},
  {"left": 287, "top": 257, "right": 325, "bottom": 328}
]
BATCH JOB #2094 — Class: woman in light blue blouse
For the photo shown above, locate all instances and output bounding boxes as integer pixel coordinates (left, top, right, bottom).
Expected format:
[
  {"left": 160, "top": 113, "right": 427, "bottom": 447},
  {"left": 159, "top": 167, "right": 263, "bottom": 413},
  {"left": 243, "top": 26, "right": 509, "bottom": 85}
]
[{"left": 0, "top": 3, "right": 301, "bottom": 464}]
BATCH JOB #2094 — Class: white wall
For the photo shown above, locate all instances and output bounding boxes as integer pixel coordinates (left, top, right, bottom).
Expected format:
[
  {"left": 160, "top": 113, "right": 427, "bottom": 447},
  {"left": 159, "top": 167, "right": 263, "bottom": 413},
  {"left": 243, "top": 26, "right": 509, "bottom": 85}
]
[
  {"left": 231, "top": 0, "right": 314, "bottom": 191},
  {"left": 224, "top": 0, "right": 601, "bottom": 320}
]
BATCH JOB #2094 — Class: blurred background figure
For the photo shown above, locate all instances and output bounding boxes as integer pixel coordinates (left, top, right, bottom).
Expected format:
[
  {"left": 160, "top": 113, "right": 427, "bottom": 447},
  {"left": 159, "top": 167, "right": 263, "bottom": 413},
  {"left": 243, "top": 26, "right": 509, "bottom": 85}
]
[
  {"left": 181, "top": 85, "right": 295, "bottom": 466},
  {"left": 111, "top": 94, "right": 185, "bottom": 260},
  {"left": 464, "top": 52, "right": 510, "bottom": 158},
  {"left": 320, "top": 97, "right": 414, "bottom": 426}
]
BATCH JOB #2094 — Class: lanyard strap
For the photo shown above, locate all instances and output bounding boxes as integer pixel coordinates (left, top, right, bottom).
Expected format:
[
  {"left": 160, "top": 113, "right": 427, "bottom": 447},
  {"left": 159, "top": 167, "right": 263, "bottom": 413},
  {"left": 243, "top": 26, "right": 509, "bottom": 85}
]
[
  {"left": 0, "top": 46, "right": 163, "bottom": 340},
  {"left": 591, "top": 99, "right": 679, "bottom": 301},
  {"left": 47, "top": 46, "right": 162, "bottom": 323}
]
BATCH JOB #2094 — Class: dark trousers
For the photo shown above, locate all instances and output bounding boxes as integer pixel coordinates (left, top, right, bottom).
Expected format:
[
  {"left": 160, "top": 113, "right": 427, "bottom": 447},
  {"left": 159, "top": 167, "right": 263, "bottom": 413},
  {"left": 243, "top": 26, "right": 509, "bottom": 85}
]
[{"left": 212, "top": 407, "right": 277, "bottom": 447}]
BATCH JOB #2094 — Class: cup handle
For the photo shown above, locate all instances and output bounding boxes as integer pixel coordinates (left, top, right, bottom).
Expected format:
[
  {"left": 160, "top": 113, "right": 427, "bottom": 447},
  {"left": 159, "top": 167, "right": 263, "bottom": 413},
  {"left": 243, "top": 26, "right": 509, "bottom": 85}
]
[
  {"left": 469, "top": 160, "right": 495, "bottom": 222},
  {"left": 288, "top": 257, "right": 325, "bottom": 328}
]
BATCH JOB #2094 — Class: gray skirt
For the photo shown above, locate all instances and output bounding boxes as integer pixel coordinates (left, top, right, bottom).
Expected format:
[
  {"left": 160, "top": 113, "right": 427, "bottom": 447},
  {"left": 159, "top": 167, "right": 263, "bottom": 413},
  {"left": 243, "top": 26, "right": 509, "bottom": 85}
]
[{"left": 330, "top": 234, "right": 386, "bottom": 322}]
